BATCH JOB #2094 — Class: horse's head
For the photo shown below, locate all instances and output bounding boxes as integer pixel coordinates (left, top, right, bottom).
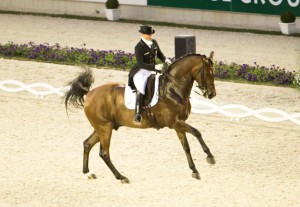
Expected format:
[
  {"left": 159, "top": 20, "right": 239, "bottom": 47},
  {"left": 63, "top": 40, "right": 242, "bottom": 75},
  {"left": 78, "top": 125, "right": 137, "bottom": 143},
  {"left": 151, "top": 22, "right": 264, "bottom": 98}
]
[{"left": 193, "top": 51, "right": 216, "bottom": 99}]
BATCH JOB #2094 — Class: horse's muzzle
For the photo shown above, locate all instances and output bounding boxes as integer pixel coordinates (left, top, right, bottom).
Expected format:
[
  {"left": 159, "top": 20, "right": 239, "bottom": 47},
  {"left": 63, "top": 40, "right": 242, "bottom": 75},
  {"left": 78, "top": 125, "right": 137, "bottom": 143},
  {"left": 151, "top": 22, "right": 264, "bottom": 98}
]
[
  {"left": 208, "top": 91, "right": 216, "bottom": 99},
  {"left": 206, "top": 86, "right": 216, "bottom": 99}
]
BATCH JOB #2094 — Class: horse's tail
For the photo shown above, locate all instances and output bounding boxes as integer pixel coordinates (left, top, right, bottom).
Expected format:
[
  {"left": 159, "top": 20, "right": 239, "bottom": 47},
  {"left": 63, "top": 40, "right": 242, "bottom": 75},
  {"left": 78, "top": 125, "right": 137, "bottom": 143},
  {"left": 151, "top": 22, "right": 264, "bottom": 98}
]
[{"left": 63, "top": 66, "right": 94, "bottom": 112}]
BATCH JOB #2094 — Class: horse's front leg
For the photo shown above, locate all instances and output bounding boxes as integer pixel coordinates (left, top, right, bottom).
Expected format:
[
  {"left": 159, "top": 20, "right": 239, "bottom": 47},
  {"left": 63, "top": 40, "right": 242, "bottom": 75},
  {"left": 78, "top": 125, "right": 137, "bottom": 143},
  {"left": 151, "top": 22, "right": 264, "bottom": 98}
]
[
  {"left": 174, "top": 120, "right": 215, "bottom": 165},
  {"left": 176, "top": 130, "right": 200, "bottom": 179}
]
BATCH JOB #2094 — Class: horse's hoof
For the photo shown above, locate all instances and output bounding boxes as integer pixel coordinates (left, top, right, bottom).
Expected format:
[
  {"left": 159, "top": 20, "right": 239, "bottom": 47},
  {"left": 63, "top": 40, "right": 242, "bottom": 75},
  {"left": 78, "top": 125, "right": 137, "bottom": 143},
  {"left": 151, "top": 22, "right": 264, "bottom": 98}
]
[
  {"left": 206, "top": 156, "right": 216, "bottom": 165},
  {"left": 121, "top": 178, "right": 130, "bottom": 184},
  {"left": 87, "top": 172, "right": 97, "bottom": 179},
  {"left": 192, "top": 172, "right": 201, "bottom": 180}
]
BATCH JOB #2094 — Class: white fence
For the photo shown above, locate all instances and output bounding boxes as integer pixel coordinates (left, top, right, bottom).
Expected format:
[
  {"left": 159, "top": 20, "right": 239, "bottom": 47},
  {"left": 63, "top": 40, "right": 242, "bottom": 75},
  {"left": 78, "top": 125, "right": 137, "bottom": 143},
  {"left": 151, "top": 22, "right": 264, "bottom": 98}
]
[
  {"left": 1, "top": 79, "right": 299, "bottom": 125},
  {"left": 0, "top": 80, "right": 68, "bottom": 97}
]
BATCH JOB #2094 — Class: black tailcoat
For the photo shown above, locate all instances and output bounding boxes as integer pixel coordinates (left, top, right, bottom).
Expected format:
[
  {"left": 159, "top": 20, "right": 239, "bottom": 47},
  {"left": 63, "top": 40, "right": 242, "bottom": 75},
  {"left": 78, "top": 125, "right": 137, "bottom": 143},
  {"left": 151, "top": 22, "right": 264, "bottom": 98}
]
[{"left": 128, "top": 39, "right": 166, "bottom": 90}]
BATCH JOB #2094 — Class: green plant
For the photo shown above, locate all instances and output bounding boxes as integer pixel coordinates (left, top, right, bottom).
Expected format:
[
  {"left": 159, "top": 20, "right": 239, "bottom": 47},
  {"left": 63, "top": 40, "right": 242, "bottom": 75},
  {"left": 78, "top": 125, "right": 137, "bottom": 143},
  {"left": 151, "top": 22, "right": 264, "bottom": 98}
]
[
  {"left": 105, "top": 0, "right": 119, "bottom": 9},
  {"left": 280, "top": 11, "right": 296, "bottom": 23},
  {"left": 294, "top": 71, "right": 300, "bottom": 87}
]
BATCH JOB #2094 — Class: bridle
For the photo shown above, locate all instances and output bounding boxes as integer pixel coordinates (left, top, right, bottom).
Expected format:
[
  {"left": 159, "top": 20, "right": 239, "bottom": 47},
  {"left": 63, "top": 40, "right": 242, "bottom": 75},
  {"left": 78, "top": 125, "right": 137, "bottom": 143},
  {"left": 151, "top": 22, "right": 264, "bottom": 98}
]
[
  {"left": 163, "top": 56, "right": 213, "bottom": 98},
  {"left": 162, "top": 61, "right": 210, "bottom": 96},
  {"left": 193, "top": 62, "right": 207, "bottom": 94},
  {"left": 194, "top": 58, "right": 216, "bottom": 97}
]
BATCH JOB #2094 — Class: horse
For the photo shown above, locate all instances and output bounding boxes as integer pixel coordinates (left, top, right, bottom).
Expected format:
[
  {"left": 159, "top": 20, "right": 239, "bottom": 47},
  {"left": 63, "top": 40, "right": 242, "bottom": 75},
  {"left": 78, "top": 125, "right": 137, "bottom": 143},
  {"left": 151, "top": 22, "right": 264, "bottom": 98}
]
[{"left": 63, "top": 52, "right": 216, "bottom": 183}]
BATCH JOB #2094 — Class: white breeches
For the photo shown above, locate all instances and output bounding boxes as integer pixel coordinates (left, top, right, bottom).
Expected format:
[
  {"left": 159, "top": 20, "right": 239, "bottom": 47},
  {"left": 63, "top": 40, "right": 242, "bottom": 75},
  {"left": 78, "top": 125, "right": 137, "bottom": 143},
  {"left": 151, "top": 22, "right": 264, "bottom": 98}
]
[{"left": 133, "top": 69, "right": 155, "bottom": 95}]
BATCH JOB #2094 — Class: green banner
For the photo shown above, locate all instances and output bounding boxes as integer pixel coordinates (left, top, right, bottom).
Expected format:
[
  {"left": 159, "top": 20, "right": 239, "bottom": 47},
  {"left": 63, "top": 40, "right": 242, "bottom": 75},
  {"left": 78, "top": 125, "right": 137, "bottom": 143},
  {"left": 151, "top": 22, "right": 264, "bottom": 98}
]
[{"left": 147, "top": 0, "right": 300, "bottom": 16}]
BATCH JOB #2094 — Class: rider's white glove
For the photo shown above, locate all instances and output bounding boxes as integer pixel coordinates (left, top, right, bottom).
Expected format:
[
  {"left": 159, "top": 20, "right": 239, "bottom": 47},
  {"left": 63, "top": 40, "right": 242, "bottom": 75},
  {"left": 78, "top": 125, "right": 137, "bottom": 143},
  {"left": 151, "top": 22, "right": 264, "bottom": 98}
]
[
  {"left": 165, "top": 58, "right": 172, "bottom": 65},
  {"left": 155, "top": 64, "right": 164, "bottom": 71}
]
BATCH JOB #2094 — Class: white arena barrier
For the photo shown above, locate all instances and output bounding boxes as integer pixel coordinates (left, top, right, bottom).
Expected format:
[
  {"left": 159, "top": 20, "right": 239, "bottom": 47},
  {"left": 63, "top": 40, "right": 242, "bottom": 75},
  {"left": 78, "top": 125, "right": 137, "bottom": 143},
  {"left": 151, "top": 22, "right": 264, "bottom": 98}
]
[
  {"left": 190, "top": 85, "right": 300, "bottom": 125},
  {"left": 0, "top": 80, "right": 299, "bottom": 125},
  {"left": 0, "top": 80, "right": 69, "bottom": 97},
  {"left": 190, "top": 99, "right": 300, "bottom": 125}
]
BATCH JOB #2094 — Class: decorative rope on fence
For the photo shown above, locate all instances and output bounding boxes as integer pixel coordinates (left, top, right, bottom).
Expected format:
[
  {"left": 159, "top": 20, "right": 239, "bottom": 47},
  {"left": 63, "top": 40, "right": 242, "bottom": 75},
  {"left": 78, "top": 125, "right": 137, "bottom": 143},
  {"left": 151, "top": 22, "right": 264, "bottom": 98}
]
[
  {"left": 0, "top": 80, "right": 68, "bottom": 97},
  {"left": 190, "top": 86, "right": 300, "bottom": 125},
  {"left": 190, "top": 99, "right": 300, "bottom": 125},
  {"left": 0, "top": 80, "right": 299, "bottom": 125}
]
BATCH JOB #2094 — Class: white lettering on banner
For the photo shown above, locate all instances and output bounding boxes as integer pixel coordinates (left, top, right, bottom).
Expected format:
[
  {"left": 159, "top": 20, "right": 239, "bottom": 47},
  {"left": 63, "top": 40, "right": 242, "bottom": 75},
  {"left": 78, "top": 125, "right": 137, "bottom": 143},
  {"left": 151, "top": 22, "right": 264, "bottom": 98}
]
[
  {"left": 288, "top": 0, "right": 300, "bottom": 7},
  {"left": 241, "top": 0, "right": 265, "bottom": 4},
  {"left": 269, "top": 0, "right": 282, "bottom": 6},
  {"left": 241, "top": 0, "right": 299, "bottom": 6}
]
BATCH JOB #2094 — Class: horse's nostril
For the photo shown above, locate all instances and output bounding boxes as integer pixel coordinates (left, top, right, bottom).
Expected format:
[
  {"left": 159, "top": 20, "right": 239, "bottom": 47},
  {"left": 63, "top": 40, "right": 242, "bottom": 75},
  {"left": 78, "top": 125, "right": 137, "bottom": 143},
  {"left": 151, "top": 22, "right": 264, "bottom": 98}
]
[{"left": 208, "top": 91, "right": 216, "bottom": 99}]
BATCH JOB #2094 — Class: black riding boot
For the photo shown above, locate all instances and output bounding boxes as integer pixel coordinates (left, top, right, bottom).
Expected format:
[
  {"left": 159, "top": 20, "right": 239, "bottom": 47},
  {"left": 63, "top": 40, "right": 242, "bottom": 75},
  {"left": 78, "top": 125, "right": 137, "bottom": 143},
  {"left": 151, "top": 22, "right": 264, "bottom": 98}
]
[{"left": 133, "top": 91, "right": 144, "bottom": 125}]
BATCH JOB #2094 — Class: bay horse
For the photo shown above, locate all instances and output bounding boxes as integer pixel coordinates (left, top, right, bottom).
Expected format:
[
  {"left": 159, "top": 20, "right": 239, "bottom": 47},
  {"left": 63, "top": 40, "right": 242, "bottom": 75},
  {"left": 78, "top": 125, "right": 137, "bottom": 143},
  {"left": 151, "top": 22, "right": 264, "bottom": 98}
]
[{"left": 64, "top": 52, "right": 216, "bottom": 183}]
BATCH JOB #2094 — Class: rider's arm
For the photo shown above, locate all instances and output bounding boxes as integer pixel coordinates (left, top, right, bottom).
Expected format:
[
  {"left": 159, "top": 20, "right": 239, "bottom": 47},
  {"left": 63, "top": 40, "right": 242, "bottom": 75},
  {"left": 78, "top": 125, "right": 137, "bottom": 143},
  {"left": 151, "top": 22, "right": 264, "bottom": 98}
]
[{"left": 153, "top": 40, "right": 166, "bottom": 63}]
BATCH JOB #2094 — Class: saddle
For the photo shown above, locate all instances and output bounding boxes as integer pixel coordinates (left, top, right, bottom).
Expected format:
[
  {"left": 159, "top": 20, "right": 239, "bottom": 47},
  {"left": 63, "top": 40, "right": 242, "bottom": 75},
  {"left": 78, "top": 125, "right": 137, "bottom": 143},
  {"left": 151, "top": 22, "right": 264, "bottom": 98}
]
[
  {"left": 124, "top": 74, "right": 161, "bottom": 110},
  {"left": 124, "top": 64, "right": 169, "bottom": 110},
  {"left": 144, "top": 64, "right": 169, "bottom": 106}
]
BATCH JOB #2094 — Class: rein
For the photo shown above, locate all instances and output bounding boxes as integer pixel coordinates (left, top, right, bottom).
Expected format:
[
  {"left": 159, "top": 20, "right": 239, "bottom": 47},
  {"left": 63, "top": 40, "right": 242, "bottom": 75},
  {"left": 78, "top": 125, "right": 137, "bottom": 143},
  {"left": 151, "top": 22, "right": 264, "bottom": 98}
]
[
  {"left": 162, "top": 62, "right": 207, "bottom": 95},
  {"left": 162, "top": 72, "right": 193, "bottom": 88}
]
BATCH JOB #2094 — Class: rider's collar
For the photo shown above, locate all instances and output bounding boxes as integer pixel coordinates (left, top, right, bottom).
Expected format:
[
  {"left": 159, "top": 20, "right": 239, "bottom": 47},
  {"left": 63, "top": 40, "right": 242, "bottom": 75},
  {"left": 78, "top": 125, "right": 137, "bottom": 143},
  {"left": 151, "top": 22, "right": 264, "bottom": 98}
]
[{"left": 141, "top": 37, "right": 153, "bottom": 48}]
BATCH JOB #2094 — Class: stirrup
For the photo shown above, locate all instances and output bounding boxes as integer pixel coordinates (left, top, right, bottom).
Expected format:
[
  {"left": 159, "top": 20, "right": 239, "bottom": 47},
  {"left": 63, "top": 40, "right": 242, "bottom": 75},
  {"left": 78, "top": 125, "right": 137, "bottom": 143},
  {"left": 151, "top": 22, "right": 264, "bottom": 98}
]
[{"left": 133, "top": 114, "right": 142, "bottom": 125}]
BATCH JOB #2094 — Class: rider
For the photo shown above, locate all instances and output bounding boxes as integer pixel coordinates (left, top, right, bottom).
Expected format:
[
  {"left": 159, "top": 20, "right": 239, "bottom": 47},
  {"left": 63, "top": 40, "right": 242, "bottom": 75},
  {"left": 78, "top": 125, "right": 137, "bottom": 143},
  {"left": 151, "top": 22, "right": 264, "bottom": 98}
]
[{"left": 128, "top": 25, "right": 171, "bottom": 125}]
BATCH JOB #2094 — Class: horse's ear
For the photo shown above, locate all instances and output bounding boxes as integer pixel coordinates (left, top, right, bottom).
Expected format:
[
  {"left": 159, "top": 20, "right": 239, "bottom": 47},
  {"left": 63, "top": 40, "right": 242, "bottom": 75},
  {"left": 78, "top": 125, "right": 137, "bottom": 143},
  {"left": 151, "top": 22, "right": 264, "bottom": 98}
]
[{"left": 209, "top": 51, "right": 214, "bottom": 60}]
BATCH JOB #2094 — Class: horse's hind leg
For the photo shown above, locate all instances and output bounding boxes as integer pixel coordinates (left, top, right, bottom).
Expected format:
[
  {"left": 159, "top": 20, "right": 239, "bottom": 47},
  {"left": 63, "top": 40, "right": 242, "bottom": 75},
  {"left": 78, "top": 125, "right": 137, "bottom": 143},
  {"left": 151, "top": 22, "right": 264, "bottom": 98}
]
[
  {"left": 83, "top": 131, "right": 99, "bottom": 179},
  {"left": 176, "top": 131, "right": 200, "bottom": 179},
  {"left": 97, "top": 123, "right": 130, "bottom": 184}
]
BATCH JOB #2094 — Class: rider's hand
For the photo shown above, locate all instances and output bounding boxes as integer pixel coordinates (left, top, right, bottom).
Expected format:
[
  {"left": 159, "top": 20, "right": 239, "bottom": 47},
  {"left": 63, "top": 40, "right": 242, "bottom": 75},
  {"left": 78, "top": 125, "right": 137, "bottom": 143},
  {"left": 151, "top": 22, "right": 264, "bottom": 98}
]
[
  {"left": 155, "top": 64, "right": 164, "bottom": 71},
  {"left": 165, "top": 58, "right": 172, "bottom": 65}
]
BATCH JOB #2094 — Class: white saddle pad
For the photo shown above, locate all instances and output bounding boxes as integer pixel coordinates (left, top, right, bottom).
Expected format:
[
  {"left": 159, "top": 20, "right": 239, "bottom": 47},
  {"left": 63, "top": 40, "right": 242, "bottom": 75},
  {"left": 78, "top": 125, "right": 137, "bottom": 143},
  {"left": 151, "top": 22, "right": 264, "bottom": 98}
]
[{"left": 124, "top": 74, "right": 160, "bottom": 110}]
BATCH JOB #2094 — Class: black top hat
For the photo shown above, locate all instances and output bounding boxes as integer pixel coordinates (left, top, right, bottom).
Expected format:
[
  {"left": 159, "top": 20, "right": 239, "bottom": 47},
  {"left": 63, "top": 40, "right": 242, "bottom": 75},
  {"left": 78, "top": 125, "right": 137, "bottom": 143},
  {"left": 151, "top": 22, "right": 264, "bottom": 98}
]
[{"left": 139, "top": 25, "right": 155, "bottom": 35}]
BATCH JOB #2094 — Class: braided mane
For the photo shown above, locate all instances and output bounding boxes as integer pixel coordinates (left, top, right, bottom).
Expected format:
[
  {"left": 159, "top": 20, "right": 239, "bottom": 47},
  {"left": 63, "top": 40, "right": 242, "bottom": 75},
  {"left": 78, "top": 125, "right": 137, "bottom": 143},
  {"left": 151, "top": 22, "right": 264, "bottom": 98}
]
[{"left": 166, "top": 53, "right": 208, "bottom": 73}]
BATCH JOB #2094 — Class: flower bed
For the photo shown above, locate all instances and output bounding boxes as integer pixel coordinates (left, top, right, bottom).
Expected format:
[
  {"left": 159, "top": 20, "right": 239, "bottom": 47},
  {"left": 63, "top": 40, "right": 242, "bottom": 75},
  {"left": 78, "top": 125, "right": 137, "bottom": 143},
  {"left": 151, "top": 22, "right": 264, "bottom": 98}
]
[
  {"left": 0, "top": 42, "right": 136, "bottom": 69},
  {"left": 216, "top": 61, "right": 296, "bottom": 85},
  {"left": 0, "top": 42, "right": 298, "bottom": 87}
]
